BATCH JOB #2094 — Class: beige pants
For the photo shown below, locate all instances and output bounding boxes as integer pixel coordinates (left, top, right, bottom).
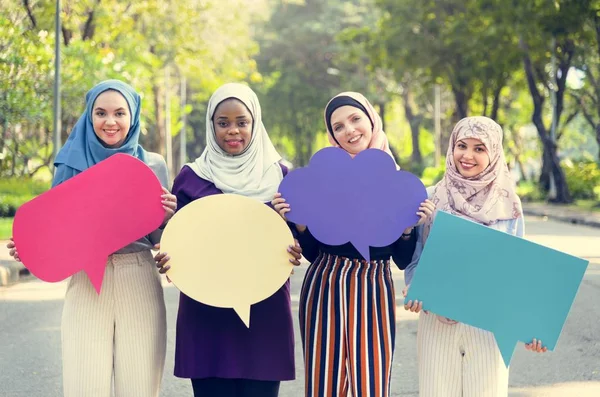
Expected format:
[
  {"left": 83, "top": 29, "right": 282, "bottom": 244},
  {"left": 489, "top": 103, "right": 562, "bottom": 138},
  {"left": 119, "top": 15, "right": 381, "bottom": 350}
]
[
  {"left": 417, "top": 311, "right": 509, "bottom": 397},
  {"left": 61, "top": 251, "right": 167, "bottom": 397}
]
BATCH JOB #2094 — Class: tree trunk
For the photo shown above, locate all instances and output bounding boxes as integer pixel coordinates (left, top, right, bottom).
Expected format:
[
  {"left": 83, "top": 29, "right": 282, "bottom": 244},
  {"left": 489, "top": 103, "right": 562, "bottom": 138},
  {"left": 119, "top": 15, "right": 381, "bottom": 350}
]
[
  {"left": 376, "top": 102, "right": 386, "bottom": 132},
  {"left": 541, "top": 139, "right": 571, "bottom": 203},
  {"left": 62, "top": 27, "right": 72, "bottom": 46},
  {"left": 521, "top": 37, "right": 571, "bottom": 203},
  {"left": 451, "top": 86, "right": 469, "bottom": 120},
  {"left": 596, "top": 124, "right": 600, "bottom": 161},
  {"left": 490, "top": 84, "right": 502, "bottom": 122},
  {"left": 532, "top": 109, "right": 571, "bottom": 202},
  {"left": 81, "top": 1, "right": 101, "bottom": 41},
  {"left": 400, "top": 90, "right": 422, "bottom": 166},
  {"left": 152, "top": 82, "right": 165, "bottom": 155},
  {"left": 482, "top": 85, "right": 489, "bottom": 117},
  {"left": 23, "top": 0, "right": 37, "bottom": 28}
]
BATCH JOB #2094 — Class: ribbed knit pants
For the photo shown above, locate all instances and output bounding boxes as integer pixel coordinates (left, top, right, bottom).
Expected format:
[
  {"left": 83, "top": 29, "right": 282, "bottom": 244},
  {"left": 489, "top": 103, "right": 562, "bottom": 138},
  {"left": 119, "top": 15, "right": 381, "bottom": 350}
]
[
  {"left": 416, "top": 311, "right": 509, "bottom": 397},
  {"left": 61, "top": 251, "right": 167, "bottom": 397},
  {"left": 299, "top": 253, "right": 396, "bottom": 397}
]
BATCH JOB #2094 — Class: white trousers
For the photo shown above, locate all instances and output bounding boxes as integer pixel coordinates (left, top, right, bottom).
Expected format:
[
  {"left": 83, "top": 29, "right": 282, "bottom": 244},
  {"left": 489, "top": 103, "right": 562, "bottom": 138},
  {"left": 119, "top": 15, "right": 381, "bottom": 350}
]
[
  {"left": 416, "top": 311, "right": 509, "bottom": 397},
  {"left": 61, "top": 251, "right": 167, "bottom": 397}
]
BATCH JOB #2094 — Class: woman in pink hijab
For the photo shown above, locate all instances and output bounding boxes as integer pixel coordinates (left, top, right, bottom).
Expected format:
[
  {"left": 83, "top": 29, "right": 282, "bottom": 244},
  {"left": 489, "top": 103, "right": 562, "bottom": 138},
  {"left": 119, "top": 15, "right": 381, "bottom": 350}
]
[
  {"left": 273, "top": 92, "right": 434, "bottom": 397},
  {"left": 403, "top": 116, "right": 547, "bottom": 397},
  {"left": 324, "top": 91, "right": 394, "bottom": 158}
]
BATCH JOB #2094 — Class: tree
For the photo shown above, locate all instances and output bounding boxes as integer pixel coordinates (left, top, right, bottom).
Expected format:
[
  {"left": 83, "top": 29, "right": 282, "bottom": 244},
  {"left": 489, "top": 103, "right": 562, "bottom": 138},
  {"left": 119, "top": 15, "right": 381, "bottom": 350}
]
[
  {"left": 572, "top": 5, "right": 600, "bottom": 160},
  {"left": 256, "top": 0, "right": 354, "bottom": 166},
  {"left": 375, "top": 0, "right": 521, "bottom": 124},
  {"left": 0, "top": 5, "right": 54, "bottom": 177},
  {"left": 506, "top": 0, "right": 593, "bottom": 202},
  {"left": 1, "top": 0, "right": 264, "bottom": 178}
]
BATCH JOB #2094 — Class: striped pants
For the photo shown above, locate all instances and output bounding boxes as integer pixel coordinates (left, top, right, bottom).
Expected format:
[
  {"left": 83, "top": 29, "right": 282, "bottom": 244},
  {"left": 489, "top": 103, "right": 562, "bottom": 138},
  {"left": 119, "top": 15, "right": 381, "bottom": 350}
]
[
  {"left": 299, "top": 253, "right": 396, "bottom": 397},
  {"left": 61, "top": 251, "right": 167, "bottom": 397},
  {"left": 416, "top": 311, "right": 509, "bottom": 397}
]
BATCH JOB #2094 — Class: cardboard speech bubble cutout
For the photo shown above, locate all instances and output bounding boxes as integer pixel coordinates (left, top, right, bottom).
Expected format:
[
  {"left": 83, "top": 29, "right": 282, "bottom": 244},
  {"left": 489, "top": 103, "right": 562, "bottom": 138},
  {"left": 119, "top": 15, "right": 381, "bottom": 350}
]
[
  {"left": 406, "top": 211, "right": 589, "bottom": 367},
  {"left": 278, "top": 147, "right": 427, "bottom": 260},
  {"left": 160, "top": 193, "right": 295, "bottom": 327},
  {"left": 13, "top": 153, "right": 165, "bottom": 293}
]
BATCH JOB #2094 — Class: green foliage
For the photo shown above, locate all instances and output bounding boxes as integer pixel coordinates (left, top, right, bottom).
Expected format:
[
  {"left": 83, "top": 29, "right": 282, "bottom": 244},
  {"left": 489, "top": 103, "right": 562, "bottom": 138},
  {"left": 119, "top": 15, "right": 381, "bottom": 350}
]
[
  {"left": 563, "top": 160, "right": 600, "bottom": 200},
  {"left": 1, "top": 0, "right": 265, "bottom": 175},
  {"left": 0, "top": 178, "right": 50, "bottom": 217},
  {"left": 420, "top": 165, "right": 446, "bottom": 187},
  {"left": 0, "top": 11, "right": 54, "bottom": 177},
  {"left": 3, "top": 0, "right": 600, "bottom": 200},
  {"left": 0, "top": 217, "right": 13, "bottom": 240},
  {"left": 0, "top": 178, "right": 50, "bottom": 196},
  {"left": 516, "top": 181, "right": 545, "bottom": 202}
]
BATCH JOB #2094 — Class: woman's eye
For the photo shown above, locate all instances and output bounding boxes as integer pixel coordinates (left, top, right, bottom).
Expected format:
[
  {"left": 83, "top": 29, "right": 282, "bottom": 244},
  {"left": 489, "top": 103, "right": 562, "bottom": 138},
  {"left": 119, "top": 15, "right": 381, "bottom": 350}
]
[
  {"left": 218, "top": 122, "right": 228, "bottom": 127},
  {"left": 95, "top": 112, "right": 105, "bottom": 117}
]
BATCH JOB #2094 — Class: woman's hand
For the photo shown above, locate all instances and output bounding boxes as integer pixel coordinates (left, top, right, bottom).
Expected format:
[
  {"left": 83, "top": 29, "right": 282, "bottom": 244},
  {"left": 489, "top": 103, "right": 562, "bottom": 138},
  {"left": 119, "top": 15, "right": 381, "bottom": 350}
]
[
  {"left": 415, "top": 199, "right": 435, "bottom": 226},
  {"left": 272, "top": 193, "right": 290, "bottom": 221},
  {"left": 525, "top": 338, "right": 548, "bottom": 353},
  {"left": 153, "top": 243, "right": 171, "bottom": 282},
  {"left": 6, "top": 238, "right": 20, "bottom": 262},
  {"left": 272, "top": 193, "right": 307, "bottom": 233},
  {"left": 436, "top": 317, "right": 458, "bottom": 325},
  {"left": 288, "top": 239, "right": 303, "bottom": 267},
  {"left": 402, "top": 284, "right": 424, "bottom": 313},
  {"left": 161, "top": 187, "right": 177, "bottom": 226}
]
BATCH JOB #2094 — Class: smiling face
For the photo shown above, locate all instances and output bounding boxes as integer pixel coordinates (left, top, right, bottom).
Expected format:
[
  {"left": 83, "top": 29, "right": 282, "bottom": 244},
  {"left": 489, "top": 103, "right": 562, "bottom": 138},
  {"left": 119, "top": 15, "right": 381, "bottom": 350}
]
[
  {"left": 453, "top": 138, "right": 491, "bottom": 178},
  {"left": 329, "top": 105, "right": 373, "bottom": 155},
  {"left": 92, "top": 90, "right": 131, "bottom": 148},
  {"left": 213, "top": 98, "right": 253, "bottom": 155}
]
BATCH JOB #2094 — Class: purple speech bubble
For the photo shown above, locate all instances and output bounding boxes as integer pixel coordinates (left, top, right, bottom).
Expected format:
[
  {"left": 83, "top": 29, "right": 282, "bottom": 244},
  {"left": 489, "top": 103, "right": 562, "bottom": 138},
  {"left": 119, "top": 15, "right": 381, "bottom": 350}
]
[{"left": 279, "top": 147, "right": 427, "bottom": 260}]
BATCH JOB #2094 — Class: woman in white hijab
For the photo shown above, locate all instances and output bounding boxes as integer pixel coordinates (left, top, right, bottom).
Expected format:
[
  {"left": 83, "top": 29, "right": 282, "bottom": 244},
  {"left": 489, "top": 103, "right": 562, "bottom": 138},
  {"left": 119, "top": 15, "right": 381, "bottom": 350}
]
[{"left": 155, "top": 83, "right": 301, "bottom": 397}]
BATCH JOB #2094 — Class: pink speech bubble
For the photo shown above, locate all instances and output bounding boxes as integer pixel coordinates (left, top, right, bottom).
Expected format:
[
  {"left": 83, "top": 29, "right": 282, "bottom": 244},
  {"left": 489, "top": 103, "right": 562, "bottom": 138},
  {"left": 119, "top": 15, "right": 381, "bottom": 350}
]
[{"left": 12, "top": 153, "right": 164, "bottom": 294}]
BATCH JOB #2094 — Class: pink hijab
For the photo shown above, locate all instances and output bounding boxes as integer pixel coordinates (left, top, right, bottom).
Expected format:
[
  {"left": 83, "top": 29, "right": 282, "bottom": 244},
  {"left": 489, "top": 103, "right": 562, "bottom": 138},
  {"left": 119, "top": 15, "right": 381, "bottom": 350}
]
[
  {"left": 424, "top": 116, "right": 522, "bottom": 239},
  {"left": 324, "top": 92, "right": 394, "bottom": 159}
]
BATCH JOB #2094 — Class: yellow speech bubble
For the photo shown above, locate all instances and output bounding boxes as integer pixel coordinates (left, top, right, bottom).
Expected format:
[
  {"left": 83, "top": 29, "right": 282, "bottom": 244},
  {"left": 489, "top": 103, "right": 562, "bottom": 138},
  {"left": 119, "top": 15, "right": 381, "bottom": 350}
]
[{"left": 160, "top": 193, "right": 295, "bottom": 327}]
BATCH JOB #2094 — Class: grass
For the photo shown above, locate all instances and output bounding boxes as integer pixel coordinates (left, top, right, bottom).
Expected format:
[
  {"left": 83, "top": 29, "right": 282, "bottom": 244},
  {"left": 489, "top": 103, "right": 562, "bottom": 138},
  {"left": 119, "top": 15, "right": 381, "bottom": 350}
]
[
  {"left": 530, "top": 199, "right": 600, "bottom": 213},
  {"left": 0, "top": 217, "right": 13, "bottom": 240},
  {"left": 574, "top": 199, "right": 600, "bottom": 213}
]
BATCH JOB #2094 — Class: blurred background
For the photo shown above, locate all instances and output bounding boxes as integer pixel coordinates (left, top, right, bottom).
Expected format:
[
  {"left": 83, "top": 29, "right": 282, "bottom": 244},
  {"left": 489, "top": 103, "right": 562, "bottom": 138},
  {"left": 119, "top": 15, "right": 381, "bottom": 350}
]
[
  {"left": 2, "top": 3, "right": 600, "bottom": 396},
  {"left": 2, "top": 0, "right": 600, "bottom": 238}
]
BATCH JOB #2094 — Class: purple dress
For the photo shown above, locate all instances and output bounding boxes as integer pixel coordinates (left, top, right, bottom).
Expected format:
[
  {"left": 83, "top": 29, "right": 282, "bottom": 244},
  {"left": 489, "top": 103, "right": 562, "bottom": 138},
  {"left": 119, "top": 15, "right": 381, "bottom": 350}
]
[{"left": 172, "top": 165, "right": 295, "bottom": 381}]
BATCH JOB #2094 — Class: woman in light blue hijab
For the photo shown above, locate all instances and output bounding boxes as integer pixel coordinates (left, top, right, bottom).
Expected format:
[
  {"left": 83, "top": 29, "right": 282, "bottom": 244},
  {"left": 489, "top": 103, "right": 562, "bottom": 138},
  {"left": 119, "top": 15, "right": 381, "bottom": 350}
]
[
  {"left": 8, "top": 79, "right": 176, "bottom": 397},
  {"left": 53, "top": 79, "right": 148, "bottom": 186}
]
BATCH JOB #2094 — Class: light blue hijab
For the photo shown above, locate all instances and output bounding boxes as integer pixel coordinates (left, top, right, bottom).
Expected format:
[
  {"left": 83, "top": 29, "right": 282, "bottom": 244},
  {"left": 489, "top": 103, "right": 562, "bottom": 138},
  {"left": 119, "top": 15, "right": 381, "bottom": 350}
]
[{"left": 52, "top": 79, "right": 147, "bottom": 187}]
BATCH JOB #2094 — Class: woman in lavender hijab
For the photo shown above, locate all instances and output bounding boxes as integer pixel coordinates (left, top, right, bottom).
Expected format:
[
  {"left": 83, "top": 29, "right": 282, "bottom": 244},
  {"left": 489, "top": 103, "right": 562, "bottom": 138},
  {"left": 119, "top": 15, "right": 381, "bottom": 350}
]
[
  {"left": 154, "top": 83, "right": 301, "bottom": 397},
  {"left": 404, "top": 116, "right": 548, "bottom": 397}
]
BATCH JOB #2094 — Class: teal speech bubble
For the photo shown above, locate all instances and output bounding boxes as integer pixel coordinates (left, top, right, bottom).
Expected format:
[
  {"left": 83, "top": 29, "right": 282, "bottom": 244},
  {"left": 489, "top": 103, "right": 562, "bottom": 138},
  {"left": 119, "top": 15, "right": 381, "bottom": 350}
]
[{"left": 406, "top": 211, "right": 589, "bottom": 367}]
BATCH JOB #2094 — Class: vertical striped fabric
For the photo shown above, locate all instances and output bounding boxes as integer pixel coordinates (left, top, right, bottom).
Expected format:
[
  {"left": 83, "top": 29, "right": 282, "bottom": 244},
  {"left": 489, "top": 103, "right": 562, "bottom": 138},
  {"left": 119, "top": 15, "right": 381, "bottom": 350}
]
[
  {"left": 417, "top": 311, "right": 509, "bottom": 397},
  {"left": 61, "top": 251, "right": 167, "bottom": 397},
  {"left": 299, "top": 253, "right": 396, "bottom": 397}
]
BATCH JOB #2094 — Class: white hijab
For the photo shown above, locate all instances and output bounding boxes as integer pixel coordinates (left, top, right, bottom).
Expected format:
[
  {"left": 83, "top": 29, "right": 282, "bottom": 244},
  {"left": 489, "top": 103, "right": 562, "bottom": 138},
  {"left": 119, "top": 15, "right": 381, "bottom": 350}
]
[{"left": 188, "top": 83, "right": 283, "bottom": 202}]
